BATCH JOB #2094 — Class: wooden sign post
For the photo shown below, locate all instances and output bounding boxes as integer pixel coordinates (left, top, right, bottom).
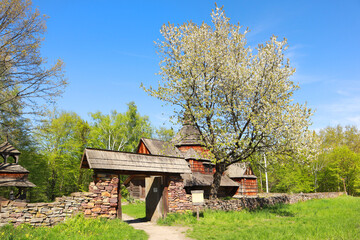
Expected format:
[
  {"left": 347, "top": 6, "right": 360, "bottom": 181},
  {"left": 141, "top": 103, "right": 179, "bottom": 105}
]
[{"left": 191, "top": 190, "right": 204, "bottom": 220}]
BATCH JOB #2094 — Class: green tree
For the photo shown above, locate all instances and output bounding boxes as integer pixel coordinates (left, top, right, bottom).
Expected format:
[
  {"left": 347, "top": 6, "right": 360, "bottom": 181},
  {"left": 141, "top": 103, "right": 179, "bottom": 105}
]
[
  {"left": 155, "top": 127, "right": 175, "bottom": 142},
  {"left": 319, "top": 125, "right": 360, "bottom": 153},
  {"left": 0, "top": 0, "right": 66, "bottom": 120},
  {"left": 251, "top": 153, "right": 313, "bottom": 194},
  {"left": 144, "top": 6, "right": 312, "bottom": 198},
  {"left": 318, "top": 146, "right": 360, "bottom": 195},
  {"left": 269, "top": 157, "right": 313, "bottom": 193},
  {"left": 34, "top": 111, "right": 90, "bottom": 201},
  {"left": 88, "top": 102, "right": 152, "bottom": 152}
]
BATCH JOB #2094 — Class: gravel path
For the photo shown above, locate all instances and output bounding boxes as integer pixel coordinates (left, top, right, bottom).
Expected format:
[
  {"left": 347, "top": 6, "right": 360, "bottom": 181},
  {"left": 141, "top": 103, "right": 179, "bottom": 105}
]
[{"left": 122, "top": 213, "right": 192, "bottom": 240}]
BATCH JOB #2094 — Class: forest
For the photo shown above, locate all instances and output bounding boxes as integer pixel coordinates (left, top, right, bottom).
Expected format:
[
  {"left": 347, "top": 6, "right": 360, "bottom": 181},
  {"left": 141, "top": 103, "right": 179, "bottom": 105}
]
[
  {"left": 1, "top": 101, "right": 360, "bottom": 202},
  {"left": 252, "top": 125, "right": 360, "bottom": 196},
  {"left": 0, "top": 101, "right": 174, "bottom": 202}
]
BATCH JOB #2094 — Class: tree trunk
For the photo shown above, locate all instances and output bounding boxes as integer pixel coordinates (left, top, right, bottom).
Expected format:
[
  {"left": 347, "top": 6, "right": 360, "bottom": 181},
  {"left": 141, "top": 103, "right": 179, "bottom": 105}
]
[
  {"left": 264, "top": 153, "right": 269, "bottom": 193},
  {"left": 259, "top": 170, "right": 263, "bottom": 193},
  {"left": 314, "top": 172, "right": 317, "bottom": 193},
  {"left": 210, "top": 163, "right": 226, "bottom": 199},
  {"left": 48, "top": 169, "right": 57, "bottom": 201}
]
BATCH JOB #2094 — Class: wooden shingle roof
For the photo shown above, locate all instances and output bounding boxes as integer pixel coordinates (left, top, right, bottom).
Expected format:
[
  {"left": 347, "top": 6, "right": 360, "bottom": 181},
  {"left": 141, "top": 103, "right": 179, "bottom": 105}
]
[
  {"left": 139, "top": 138, "right": 210, "bottom": 161},
  {"left": 181, "top": 172, "right": 239, "bottom": 187},
  {"left": 0, "top": 178, "right": 36, "bottom": 187},
  {"left": 140, "top": 138, "right": 182, "bottom": 157},
  {"left": 0, "top": 163, "right": 29, "bottom": 173},
  {"left": 225, "top": 162, "right": 257, "bottom": 179},
  {"left": 0, "top": 141, "right": 20, "bottom": 155},
  {"left": 81, "top": 148, "right": 191, "bottom": 174},
  {"left": 171, "top": 123, "right": 204, "bottom": 146}
]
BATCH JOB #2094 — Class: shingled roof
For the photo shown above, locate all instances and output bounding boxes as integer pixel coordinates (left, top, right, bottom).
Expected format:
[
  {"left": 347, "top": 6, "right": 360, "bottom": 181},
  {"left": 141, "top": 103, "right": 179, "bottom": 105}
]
[
  {"left": 0, "top": 178, "right": 36, "bottom": 187},
  {"left": 0, "top": 163, "right": 29, "bottom": 173},
  {"left": 0, "top": 163, "right": 35, "bottom": 187},
  {"left": 225, "top": 162, "right": 257, "bottom": 179},
  {"left": 181, "top": 172, "right": 239, "bottom": 187},
  {"left": 0, "top": 141, "right": 20, "bottom": 155},
  {"left": 81, "top": 148, "right": 191, "bottom": 174},
  {"left": 171, "top": 123, "right": 204, "bottom": 147},
  {"left": 140, "top": 138, "right": 181, "bottom": 157},
  {"left": 139, "top": 138, "right": 211, "bottom": 161}
]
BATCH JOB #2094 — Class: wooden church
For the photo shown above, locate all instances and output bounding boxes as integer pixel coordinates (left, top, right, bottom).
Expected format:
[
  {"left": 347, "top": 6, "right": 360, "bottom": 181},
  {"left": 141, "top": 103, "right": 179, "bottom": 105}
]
[
  {"left": 125, "top": 121, "right": 257, "bottom": 199},
  {"left": 0, "top": 141, "right": 35, "bottom": 200}
]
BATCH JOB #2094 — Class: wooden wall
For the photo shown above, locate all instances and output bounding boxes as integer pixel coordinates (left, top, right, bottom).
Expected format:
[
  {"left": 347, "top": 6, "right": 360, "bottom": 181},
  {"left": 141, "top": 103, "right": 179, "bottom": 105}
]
[
  {"left": 137, "top": 142, "right": 150, "bottom": 154},
  {"left": 233, "top": 178, "right": 258, "bottom": 196},
  {"left": 127, "top": 178, "right": 145, "bottom": 199},
  {"left": 188, "top": 160, "right": 215, "bottom": 174}
]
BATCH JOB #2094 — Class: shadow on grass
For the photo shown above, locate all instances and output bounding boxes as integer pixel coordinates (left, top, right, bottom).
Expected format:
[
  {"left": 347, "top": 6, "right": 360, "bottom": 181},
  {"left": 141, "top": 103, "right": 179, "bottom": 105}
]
[
  {"left": 123, "top": 217, "right": 147, "bottom": 224},
  {"left": 192, "top": 211, "right": 205, "bottom": 218},
  {"left": 252, "top": 203, "right": 295, "bottom": 217}
]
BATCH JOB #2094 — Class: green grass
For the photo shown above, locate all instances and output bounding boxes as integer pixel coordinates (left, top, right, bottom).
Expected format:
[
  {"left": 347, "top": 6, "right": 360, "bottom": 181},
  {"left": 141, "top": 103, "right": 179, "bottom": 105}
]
[
  {"left": 158, "top": 196, "right": 360, "bottom": 240},
  {"left": 122, "top": 200, "right": 146, "bottom": 219},
  {"left": 0, "top": 214, "right": 148, "bottom": 240}
]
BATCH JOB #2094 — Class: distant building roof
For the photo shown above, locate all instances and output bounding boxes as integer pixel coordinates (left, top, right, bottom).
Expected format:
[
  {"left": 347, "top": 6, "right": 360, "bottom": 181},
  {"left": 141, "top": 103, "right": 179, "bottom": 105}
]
[
  {"left": 140, "top": 138, "right": 182, "bottom": 157},
  {"left": 225, "top": 162, "right": 257, "bottom": 179},
  {"left": 171, "top": 123, "right": 204, "bottom": 147},
  {"left": 0, "top": 163, "right": 29, "bottom": 173},
  {"left": 0, "top": 178, "right": 36, "bottom": 187},
  {"left": 181, "top": 172, "right": 239, "bottom": 187},
  {"left": 81, "top": 148, "right": 191, "bottom": 174},
  {"left": 183, "top": 148, "right": 211, "bottom": 161},
  {"left": 139, "top": 138, "right": 211, "bottom": 161},
  {"left": 0, "top": 141, "right": 20, "bottom": 155}
]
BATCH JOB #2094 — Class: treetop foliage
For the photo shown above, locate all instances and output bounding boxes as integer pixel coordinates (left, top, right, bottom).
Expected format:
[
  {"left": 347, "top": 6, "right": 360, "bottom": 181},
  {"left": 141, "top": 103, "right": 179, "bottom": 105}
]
[
  {"left": 87, "top": 102, "right": 152, "bottom": 152},
  {"left": 145, "top": 5, "right": 313, "bottom": 168},
  {"left": 0, "top": 0, "right": 66, "bottom": 124}
]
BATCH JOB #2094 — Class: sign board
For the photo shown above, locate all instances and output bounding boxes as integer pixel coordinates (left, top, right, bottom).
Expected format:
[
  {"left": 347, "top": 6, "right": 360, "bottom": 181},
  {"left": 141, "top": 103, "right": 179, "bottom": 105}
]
[{"left": 191, "top": 190, "right": 204, "bottom": 206}]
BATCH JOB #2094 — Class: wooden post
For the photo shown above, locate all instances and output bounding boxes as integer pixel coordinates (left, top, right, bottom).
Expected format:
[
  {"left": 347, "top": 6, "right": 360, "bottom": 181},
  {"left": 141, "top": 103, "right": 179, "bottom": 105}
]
[
  {"left": 196, "top": 206, "right": 199, "bottom": 220},
  {"left": 117, "top": 174, "right": 122, "bottom": 220},
  {"left": 162, "top": 175, "right": 169, "bottom": 218}
]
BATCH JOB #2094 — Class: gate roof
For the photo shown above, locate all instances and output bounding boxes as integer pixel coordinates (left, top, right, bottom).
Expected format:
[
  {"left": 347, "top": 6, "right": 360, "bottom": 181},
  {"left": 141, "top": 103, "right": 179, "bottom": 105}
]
[{"left": 81, "top": 148, "right": 191, "bottom": 175}]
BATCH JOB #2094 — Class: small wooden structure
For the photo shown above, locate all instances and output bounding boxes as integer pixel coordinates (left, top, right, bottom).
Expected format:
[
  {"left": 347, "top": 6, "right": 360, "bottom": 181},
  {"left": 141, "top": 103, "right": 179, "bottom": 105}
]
[
  {"left": 133, "top": 121, "right": 258, "bottom": 198},
  {"left": 225, "top": 163, "right": 258, "bottom": 196},
  {"left": 0, "top": 141, "right": 36, "bottom": 200},
  {"left": 81, "top": 148, "right": 191, "bottom": 221},
  {"left": 124, "top": 175, "right": 145, "bottom": 200}
]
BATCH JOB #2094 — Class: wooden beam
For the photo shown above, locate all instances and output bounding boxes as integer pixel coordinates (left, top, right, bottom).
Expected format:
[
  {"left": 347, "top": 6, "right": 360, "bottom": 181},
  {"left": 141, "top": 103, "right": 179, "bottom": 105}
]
[
  {"left": 93, "top": 169, "right": 181, "bottom": 177},
  {"left": 117, "top": 174, "right": 122, "bottom": 220},
  {"left": 162, "top": 175, "right": 169, "bottom": 218}
]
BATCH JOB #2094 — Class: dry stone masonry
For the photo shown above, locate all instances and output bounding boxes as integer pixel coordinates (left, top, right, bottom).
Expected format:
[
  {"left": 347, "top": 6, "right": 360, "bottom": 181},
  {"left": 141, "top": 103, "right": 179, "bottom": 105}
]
[
  {"left": 85, "top": 176, "right": 119, "bottom": 218},
  {"left": 0, "top": 193, "right": 92, "bottom": 227},
  {"left": 0, "top": 174, "right": 120, "bottom": 227},
  {"left": 167, "top": 175, "right": 192, "bottom": 213},
  {"left": 204, "top": 192, "right": 345, "bottom": 211}
]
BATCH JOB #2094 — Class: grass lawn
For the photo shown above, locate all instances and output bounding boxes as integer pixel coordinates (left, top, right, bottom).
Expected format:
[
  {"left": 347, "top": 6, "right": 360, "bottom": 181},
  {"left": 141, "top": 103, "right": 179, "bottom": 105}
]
[
  {"left": 158, "top": 195, "right": 360, "bottom": 240},
  {"left": 122, "top": 200, "right": 146, "bottom": 219},
  {"left": 0, "top": 214, "right": 148, "bottom": 240}
]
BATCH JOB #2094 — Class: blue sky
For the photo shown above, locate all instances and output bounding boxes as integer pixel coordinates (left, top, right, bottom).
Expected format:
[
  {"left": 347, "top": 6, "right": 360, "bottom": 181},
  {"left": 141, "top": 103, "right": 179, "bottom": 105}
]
[{"left": 32, "top": 0, "right": 360, "bottom": 131}]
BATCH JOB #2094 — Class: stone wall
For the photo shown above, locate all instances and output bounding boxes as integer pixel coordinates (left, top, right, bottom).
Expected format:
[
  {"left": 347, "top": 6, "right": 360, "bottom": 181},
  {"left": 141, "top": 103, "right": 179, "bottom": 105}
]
[
  {"left": 0, "top": 175, "right": 119, "bottom": 227},
  {"left": 204, "top": 192, "right": 345, "bottom": 211},
  {"left": 0, "top": 192, "right": 91, "bottom": 227},
  {"left": 85, "top": 177, "right": 119, "bottom": 218},
  {"left": 167, "top": 175, "right": 193, "bottom": 213},
  {"left": 165, "top": 177, "right": 345, "bottom": 213}
]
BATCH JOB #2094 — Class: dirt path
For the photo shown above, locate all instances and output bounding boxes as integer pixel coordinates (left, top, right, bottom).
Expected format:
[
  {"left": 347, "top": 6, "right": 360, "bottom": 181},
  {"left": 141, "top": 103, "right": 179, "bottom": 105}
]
[{"left": 122, "top": 213, "right": 193, "bottom": 240}]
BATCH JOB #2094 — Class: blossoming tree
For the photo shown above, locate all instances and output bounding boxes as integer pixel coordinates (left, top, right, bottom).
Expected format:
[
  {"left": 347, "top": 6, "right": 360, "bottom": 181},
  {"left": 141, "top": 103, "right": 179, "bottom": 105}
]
[{"left": 144, "top": 6, "right": 313, "bottom": 198}]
